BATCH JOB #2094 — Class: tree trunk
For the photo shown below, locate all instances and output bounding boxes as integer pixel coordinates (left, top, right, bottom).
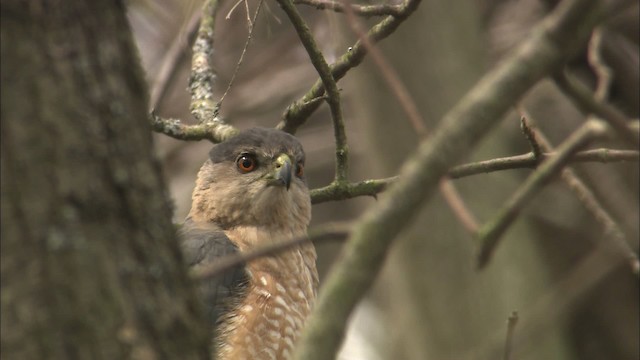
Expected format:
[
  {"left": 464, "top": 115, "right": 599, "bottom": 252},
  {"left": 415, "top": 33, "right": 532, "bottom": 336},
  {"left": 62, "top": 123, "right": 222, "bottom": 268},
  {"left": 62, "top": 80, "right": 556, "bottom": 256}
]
[{"left": 1, "top": 1, "right": 208, "bottom": 358}]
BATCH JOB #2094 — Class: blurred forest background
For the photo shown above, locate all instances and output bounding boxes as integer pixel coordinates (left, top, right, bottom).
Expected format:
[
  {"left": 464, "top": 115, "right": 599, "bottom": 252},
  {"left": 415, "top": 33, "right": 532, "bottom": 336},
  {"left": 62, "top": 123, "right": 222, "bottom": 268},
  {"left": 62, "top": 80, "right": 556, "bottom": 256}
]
[
  {"left": 130, "top": 0, "right": 638, "bottom": 359},
  {"left": 2, "top": 0, "right": 637, "bottom": 359}
]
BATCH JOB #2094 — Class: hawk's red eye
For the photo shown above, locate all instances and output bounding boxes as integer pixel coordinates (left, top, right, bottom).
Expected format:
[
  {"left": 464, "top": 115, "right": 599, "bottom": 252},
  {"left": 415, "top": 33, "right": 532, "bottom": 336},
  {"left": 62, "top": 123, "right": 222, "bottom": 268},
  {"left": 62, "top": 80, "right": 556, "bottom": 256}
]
[
  {"left": 296, "top": 163, "right": 304, "bottom": 177},
  {"left": 237, "top": 155, "right": 256, "bottom": 173}
]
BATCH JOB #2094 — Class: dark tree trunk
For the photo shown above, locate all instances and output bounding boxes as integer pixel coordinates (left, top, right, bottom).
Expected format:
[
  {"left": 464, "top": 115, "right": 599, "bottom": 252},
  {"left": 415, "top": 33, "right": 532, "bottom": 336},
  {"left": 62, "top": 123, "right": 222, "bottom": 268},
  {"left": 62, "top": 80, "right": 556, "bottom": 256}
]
[{"left": 1, "top": 1, "right": 208, "bottom": 358}]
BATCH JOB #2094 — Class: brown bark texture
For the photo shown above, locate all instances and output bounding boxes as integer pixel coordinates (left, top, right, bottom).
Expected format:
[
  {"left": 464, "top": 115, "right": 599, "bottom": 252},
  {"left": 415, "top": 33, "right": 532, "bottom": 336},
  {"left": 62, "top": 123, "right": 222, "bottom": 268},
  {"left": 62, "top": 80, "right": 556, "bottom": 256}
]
[{"left": 1, "top": 1, "right": 208, "bottom": 359}]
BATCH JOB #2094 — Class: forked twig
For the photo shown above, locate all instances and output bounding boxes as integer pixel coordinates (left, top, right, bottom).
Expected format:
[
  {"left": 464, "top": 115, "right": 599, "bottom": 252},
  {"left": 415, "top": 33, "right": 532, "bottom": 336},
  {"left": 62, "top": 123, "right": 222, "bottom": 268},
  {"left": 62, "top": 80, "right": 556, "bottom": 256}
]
[{"left": 477, "top": 120, "right": 608, "bottom": 268}]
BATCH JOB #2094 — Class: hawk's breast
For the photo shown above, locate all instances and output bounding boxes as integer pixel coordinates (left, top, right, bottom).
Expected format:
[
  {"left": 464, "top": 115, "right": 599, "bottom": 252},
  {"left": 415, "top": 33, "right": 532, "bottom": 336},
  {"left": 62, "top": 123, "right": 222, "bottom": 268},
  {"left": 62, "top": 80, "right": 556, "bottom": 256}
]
[{"left": 217, "top": 228, "right": 318, "bottom": 360}]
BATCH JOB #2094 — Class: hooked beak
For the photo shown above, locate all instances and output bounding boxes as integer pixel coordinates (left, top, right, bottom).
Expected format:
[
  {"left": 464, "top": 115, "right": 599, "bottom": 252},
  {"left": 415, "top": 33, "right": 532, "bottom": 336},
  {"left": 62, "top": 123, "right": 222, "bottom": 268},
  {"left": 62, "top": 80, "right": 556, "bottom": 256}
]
[{"left": 267, "top": 153, "right": 292, "bottom": 190}]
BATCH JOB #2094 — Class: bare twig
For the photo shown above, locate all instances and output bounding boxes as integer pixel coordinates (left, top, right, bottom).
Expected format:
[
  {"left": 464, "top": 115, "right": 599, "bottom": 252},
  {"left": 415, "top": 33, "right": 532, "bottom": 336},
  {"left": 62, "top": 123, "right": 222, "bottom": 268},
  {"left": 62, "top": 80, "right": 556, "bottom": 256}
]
[
  {"left": 554, "top": 71, "right": 639, "bottom": 147},
  {"left": 226, "top": 0, "right": 247, "bottom": 20},
  {"left": 191, "top": 223, "right": 350, "bottom": 281},
  {"left": 218, "top": 0, "right": 264, "bottom": 109},
  {"left": 310, "top": 148, "right": 639, "bottom": 204},
  {"left": 451, "top": 148, "right": 638, "bottom": 177},
  {"left": 562, "top": 169, "right": 640, "bottom": 275},
  {"left": 519, "top": 111, "right": 639, "bottom": 275},
  {"left": 275, "top": 0, "right": 349, "bottom": 182},
  {"left": 342, "top": 4, "right": 425, "bottom": 135},
  {"left": 294, "top": 0, "right": 403, "bottom": 17},
  {"left": 277, "top": 0, "right": 422, "bottom": 134},
  {"left": 295, "top": 1, "right": 607, "bottom": 359},
  {"left": 477, "top": 120, "right": 608, "bottom": 269},
  {"left": 503, "top": 311, "right": 519, "bottom": 360}
]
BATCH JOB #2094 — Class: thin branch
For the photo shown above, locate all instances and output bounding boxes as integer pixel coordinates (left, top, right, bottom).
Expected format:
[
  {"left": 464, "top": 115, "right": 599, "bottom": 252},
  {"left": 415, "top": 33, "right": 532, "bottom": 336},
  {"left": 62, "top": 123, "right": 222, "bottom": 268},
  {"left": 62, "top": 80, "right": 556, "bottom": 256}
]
[
  {"left": 310, "top": 148, "right": 639, "bottom": 204},
  {"left": 191, "top": 223, "right": 350, "bottom": 281},
  {"left": 150, "top": 113, "right": 238, "bottom": 143},
  {"left": 520, "top": 110, "right": 639, "bottom": 274},
  {"left": 277, "top": 0, "right": 422, "bottom": 134},
  {"left": 311, "top": 177, "right": 395, "bottom": 204},
  {"left": 294, "top": 0, "right": 403, "bottom": 17},
  {"left": 521, "top": 116, "right": 543, "bottom": 160},
  {"left": 587, "top": 27, "right": 612, "bottom": 101},
  {"left": 439, "top": 177, "right": 480, "bottom": 232},
  {"left": 449, "top": 148, "right": 638, "bottom": 178},
  {"left": 477, "top": 120, "right": 608, "bottom": 269},
  {"left": 275, "top": 0, "right": 349, "bottom": 182},
  {"left": 503, "top": 311, "right": 519, "bottom": 360},
  {"left": 295, "top": 2, "right": 607, "bottom": 359},
  {"left": 218, "top": 0, "right": 264, "bottom": 109},
  {"left": 226, "top": 0, "right": 247, "bottom": 20},
  {"left": 554, "top": 71, "right": 639, "bottom": 147},
  {"left": 149, "top": 11, "right": 202, "bottom": 111}
]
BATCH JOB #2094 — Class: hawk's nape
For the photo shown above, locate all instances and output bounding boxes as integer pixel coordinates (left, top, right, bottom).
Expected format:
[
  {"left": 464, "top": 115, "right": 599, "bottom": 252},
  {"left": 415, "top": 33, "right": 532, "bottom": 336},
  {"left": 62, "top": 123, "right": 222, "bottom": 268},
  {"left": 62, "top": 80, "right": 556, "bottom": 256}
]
[{"left": 179, "top": 127, "right": 318, "bottom": 360}]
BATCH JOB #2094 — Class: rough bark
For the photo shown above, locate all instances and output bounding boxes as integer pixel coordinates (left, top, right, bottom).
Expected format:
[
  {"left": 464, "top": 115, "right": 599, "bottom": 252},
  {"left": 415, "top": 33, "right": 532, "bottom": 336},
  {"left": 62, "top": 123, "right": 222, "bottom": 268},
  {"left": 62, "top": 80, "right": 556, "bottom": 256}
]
[{"left": 1, "top": 1, "right": 208, "bottom": 358}]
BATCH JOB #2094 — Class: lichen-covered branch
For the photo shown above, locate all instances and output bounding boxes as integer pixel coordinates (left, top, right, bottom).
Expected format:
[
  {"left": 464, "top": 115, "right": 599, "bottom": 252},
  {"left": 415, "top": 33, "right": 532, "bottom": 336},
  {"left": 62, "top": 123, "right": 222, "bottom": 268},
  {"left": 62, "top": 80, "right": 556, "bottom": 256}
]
[
  {"left": 294, "top": 1, "right": 606, "bottom": 359},
  {"left": 151, "top": 0, "right": 239, "bottom": 143},
  {"left": 189, "top": 0, "right": 220, "bottom": 122},
  {"left": 275, "top": 0, "right": 349, "bottom": 181},
  {"left": 150, "top": 114, "right": 238, "bottom": 142},
  {"left": 218, "top": 0, "right": 264, "bottom": 108},
  {"left": 277, "top": 0, "right": 422, "bottom": 134}
]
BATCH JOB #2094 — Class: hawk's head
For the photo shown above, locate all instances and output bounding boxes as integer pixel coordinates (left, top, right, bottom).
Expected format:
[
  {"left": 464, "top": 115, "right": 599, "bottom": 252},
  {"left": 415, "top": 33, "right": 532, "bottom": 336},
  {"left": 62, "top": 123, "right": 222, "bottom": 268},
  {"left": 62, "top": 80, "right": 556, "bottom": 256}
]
[{"left": 189, "top": 127, "right": 311, "bottom": 233}]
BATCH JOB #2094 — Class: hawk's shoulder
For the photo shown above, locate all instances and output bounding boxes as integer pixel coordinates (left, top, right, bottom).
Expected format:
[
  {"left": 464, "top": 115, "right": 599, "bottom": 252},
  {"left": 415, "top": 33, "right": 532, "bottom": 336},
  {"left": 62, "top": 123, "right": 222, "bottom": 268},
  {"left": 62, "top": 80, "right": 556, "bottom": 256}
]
[{"left": 179, "top": 218, "right": 248, "bottom": 328}]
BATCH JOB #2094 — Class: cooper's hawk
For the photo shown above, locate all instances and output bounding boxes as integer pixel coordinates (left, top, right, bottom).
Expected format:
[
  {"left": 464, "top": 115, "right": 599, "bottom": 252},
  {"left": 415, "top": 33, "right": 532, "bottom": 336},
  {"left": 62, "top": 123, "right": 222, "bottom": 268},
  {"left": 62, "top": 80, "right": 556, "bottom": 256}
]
[{"left": 180, "top": 127, "right": 318, "bottom": 359}]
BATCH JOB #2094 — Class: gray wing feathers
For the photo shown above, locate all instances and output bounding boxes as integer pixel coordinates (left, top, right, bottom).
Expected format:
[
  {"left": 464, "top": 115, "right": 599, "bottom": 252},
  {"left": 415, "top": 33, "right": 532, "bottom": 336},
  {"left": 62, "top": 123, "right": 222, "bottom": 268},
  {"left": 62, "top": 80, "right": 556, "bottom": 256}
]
[{"left": 179, "top": 218, "right": 247, "bottom": 327}]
